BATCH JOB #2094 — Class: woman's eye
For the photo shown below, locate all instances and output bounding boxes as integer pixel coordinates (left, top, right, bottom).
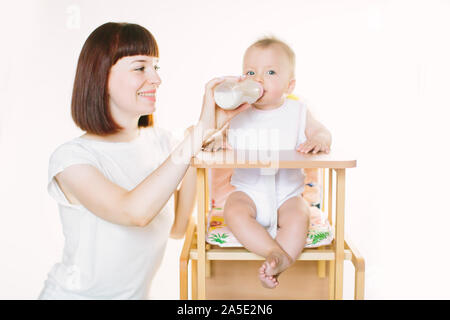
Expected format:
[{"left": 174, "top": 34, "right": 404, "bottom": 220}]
[
  {"left": 135, "top": 66, "right": 145, "bottom": 71},
  {"left": 267, "top": 70, "right": 276, "bottom": 75},
  {"left": 246, "top": 71, "right": 255, "bottom": 76}
]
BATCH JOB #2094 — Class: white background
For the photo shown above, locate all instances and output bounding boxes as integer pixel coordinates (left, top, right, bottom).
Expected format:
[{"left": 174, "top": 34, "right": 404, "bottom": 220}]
[{"left": 1, "top": 0, "right": 450, "bottom": 299}]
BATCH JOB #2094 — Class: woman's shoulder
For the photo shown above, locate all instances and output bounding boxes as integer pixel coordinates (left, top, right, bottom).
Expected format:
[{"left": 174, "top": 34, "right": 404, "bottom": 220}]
[
  {"left": 51, "top": 136, "right": 93, "bottom": 155},
  {"left": 49, "top": 137, "right": 100, "bottom": 169}
]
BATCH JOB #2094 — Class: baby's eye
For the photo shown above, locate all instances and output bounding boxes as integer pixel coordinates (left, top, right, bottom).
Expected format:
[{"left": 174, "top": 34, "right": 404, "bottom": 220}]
[
  {"left": 267, "top": 70, "right": 276, "bottom": 75},
  {"left": 154, "top": 65, "right": 160, "bottom": 71},
  {"left": 246, "top": 71, "right": 255, "bottom": 76}
]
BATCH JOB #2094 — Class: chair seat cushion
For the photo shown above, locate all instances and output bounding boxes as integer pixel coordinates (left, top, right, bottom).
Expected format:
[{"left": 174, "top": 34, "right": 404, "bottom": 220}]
[{"left": 206, "top": 206, "right": 334, "bottom": 248}]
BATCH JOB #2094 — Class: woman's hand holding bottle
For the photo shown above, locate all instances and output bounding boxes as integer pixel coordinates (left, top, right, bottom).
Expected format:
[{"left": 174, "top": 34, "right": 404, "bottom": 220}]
[{"left": 198, "top": 75, "right": 251, "bottom": 143}]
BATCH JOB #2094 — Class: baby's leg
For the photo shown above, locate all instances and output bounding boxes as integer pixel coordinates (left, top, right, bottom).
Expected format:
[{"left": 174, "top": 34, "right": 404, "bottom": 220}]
[
  {"left": 258, "top": 196, "right": 310, "bottom": 287},
  {"left": 224, "top": 191, "right": 291, "bottom": 288},
  {"left": 276, "top": 195, "right": 311, "bottom": 262},
  {"left": 224, "top": 191, "right": 283, "bottom": 258}
]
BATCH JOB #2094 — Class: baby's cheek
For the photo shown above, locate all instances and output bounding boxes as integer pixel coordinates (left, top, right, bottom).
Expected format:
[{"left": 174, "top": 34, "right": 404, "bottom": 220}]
[{"left": 269, "top": 88, "right": 285, "bottom": 100}]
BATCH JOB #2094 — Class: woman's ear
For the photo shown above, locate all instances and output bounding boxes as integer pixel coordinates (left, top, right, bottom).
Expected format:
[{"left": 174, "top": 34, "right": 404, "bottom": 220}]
[{"left": 287, "top": 79, "right": 296, "bottom": 94}]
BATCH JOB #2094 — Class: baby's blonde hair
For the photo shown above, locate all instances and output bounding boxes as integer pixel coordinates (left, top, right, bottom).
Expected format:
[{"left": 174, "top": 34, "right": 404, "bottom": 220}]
[{"left": 246, "top": 36, "right": 296, "bottom": 77}]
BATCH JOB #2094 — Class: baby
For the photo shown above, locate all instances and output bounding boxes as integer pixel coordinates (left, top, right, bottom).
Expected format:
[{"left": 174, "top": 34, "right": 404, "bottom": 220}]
[{"left": 206, "top": 37, "right": 331, "bottom": 288}]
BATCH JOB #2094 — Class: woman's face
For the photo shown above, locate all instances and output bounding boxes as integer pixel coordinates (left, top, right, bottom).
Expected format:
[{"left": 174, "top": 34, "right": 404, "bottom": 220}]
[{"left": 107, "top": 55, "right": 161, "bottom": 121}]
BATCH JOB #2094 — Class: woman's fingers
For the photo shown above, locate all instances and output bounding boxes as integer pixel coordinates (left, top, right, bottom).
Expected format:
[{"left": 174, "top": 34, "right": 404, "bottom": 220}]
[
  {"left": 203, "top": 77, "right": 230, "bottom": 105},
  {"left": 205, "top": 77, "right": 225, "bottom": 91},
  {"left": 201, "top": 141, "right": 212, "bottom": 152},
  {"left": 201, "top": 135, "right": 225, "bottom": 152},
  {"left": 202, "top": 75, "right": 245, "bottom": 128}
]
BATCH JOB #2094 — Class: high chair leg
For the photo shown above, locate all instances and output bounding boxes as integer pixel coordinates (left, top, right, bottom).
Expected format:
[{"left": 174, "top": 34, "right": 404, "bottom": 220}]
[
  {"left": 180, "top": 217, "right": 196, "bottom": 300},
  {"left": 196, "top": 168, "right": 207, "bottom": 299},
  {"left": 206, "top": 244, "right": 211, "bottom": 278},
  {"left": 334, "top": 169, "right": 346, "bottom": 300},
  {"left": 205, "top": 170, "right": 211, "bottom": 279},
  {"left": 317, "top": 249, "right": 326, "bottom": 278},
  {"left": 191, "top": 259, "right": 198, "bottom": 300},
  {"left": 345, "top": 237, "right": 365, "bottom": 300},
  {"left": 355, "top": 266, "right": 365, "bottom": 300},
  {"left": 180, "top": 257, "right": 188, "bottom": 300},
  {"left": 328, "top": 258, "right": 335, "bottom": 300},
  {"left": 317, "top": 168, "right": 327, "bottom": 279},
  {"left": 327, "top": 168, "right": 335, "bottom": 298}
]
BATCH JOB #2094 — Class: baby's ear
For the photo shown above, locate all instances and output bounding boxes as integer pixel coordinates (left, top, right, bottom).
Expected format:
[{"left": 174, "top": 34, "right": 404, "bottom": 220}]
[{"left": 287, "top": 79, "right": 296, "bottom": 94}]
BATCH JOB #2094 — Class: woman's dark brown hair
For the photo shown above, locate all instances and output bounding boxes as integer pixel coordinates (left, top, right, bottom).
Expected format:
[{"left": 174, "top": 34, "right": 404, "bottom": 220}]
[{"left": 72, "top": 22, "right": 158, "bottom": 135}]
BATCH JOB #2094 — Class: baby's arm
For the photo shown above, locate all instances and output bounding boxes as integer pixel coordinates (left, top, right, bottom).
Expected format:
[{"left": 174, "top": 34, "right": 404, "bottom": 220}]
[{"left": 297, "top": 110, "right": 332, "bottom": 154}]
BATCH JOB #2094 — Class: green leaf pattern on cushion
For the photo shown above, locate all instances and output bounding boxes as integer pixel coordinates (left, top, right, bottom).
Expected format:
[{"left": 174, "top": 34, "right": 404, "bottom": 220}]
[{"left": 209, "top": 233, "right": 229, "bottom": 244}]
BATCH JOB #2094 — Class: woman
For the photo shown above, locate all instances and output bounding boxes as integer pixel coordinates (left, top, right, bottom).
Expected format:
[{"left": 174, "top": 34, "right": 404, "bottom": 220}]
[{"left": 39, "top": 22, "right": 331, "bottom": 299}]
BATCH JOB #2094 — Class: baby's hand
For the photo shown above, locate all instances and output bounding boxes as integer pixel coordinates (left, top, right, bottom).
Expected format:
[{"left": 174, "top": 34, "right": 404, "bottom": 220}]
[{"left": 297, "top": 137, "right": 330, "bottom": 154}]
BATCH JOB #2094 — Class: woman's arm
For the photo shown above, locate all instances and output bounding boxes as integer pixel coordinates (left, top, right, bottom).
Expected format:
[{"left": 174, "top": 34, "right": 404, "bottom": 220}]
[
  {"left": 297, "top": 110, "right": 332, "bottom": 154},
  {"left": 55, "top": 124, "right": 205, "bottom": 227},
  {"left": 55, "top": 77, "right": 248, "bottom": 228},
  {"left": 170, "top": 86, "right": 247, "bottom": 237},
  {"left": 169, "top": 166, "right": 196, "bottom": 239},
  {"left": 169, "top": 126, "right": 198, "bottom": 239}
]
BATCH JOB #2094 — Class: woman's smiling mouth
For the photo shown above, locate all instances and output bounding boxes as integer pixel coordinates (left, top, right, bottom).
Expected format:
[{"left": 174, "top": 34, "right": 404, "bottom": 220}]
[{"left": 137, "top": 91, "right": 156, "bottom": 101}]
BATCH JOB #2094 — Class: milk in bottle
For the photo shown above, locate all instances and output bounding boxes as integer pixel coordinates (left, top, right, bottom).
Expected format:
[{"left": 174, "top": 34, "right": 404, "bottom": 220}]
[{"left": 214, "top": 79, "right": 263, "bottom": 110}]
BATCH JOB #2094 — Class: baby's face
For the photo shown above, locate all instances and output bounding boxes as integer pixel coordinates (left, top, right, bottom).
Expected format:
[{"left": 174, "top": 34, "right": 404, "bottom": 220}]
[{"left": 243, "top": 45, "right": 295, "bottom": 109}]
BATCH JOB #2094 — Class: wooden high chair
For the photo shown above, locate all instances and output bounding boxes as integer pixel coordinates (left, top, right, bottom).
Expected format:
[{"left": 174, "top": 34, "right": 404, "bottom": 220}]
[{"left": 179, "top": 149, "right": 364, "bottom": 300}]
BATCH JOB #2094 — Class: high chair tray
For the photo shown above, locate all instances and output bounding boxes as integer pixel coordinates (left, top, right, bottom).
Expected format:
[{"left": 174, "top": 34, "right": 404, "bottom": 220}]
[{"left": 191, "top": 149, "right": 357, "bottom": 169}]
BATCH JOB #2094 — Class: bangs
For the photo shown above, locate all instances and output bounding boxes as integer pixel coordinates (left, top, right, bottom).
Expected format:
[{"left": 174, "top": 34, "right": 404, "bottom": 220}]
[
  {"left": 112, "top": 23, "right": 159, "bottom": 64},
  {"left": 72, "top": 22, "right": 158, "bottom": 135}
]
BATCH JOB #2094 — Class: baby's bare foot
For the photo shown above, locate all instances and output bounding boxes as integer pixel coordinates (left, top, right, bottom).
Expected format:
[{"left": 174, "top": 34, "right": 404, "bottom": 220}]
[
  {"left": 264, "top": 251, "right": 293, "bottom": 277},
  {"left": 258, "top": 264, "right": 279, "bottom": 289}
]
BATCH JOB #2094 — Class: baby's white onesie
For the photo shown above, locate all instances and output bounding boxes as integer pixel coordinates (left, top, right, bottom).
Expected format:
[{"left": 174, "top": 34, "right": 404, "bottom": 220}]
[{"left": 227, "top": 97, "right": 307, "bottom": 238}]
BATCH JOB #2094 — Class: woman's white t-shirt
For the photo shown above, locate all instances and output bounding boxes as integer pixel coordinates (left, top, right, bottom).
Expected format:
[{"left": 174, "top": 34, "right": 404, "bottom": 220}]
[{"left": 39, "top": 126, "right": 178, "bottom": 300}]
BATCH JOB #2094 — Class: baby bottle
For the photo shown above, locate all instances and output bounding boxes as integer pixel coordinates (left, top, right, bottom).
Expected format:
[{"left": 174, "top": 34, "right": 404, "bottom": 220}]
[{"left": 214, "top": 78, "right": 264, "bottom": 110}]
